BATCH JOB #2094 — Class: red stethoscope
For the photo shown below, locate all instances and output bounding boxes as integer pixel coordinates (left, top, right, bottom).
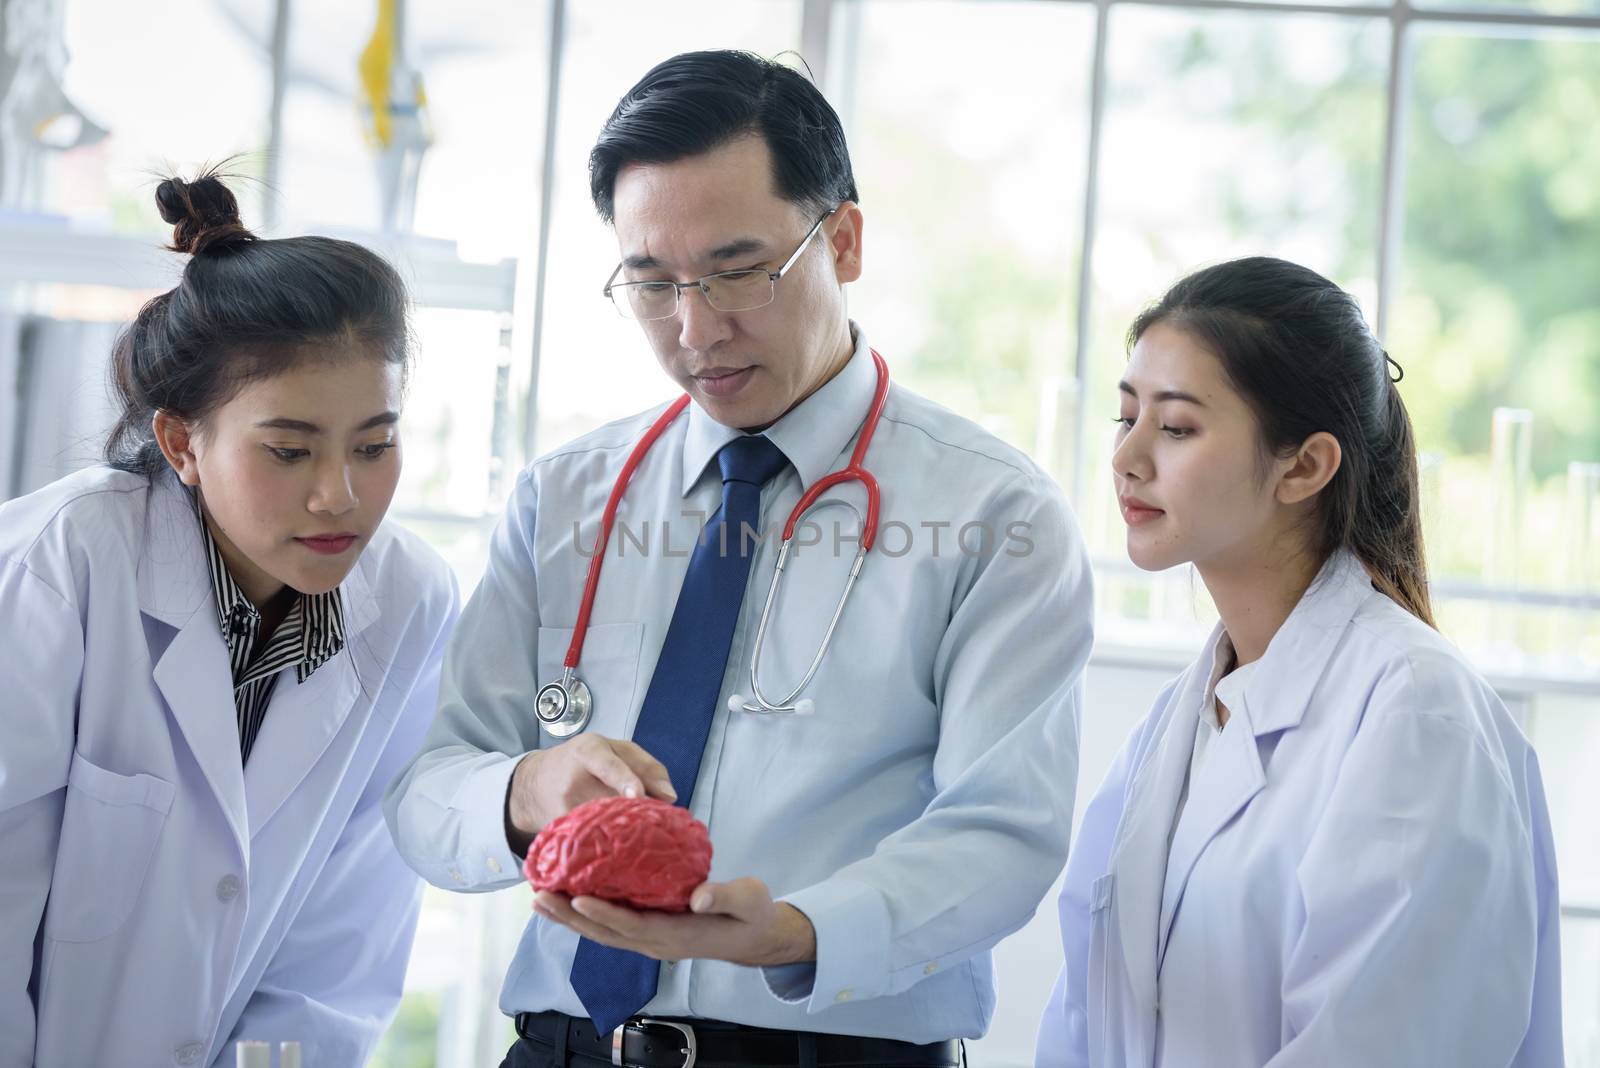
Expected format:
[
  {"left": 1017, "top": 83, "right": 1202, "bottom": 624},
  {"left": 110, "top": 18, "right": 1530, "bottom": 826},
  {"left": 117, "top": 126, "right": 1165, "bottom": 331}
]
[{"left": 534, "top": 350, "right": 891, "bottom": 736}]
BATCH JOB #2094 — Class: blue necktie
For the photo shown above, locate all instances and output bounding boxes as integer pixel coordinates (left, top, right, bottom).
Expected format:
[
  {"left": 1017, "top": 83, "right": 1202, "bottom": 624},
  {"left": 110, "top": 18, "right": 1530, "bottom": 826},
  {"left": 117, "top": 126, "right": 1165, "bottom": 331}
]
[{"left": 570, "top": 434, "right": 789, "bottom": 1033}]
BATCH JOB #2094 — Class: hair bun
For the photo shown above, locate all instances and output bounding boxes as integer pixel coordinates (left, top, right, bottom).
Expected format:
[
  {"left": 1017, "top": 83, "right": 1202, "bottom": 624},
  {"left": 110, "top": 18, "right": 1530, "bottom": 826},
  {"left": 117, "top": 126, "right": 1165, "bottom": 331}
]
[{"left": 156, "top": 172, "right": 255, "bottom": 256}]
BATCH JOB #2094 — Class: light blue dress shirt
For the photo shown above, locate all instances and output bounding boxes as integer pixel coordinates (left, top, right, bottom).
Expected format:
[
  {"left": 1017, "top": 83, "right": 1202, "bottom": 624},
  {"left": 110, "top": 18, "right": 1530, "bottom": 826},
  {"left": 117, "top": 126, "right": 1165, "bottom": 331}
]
[{"left": 385, "top": 324, "right": 1094, "bottom": 1042}]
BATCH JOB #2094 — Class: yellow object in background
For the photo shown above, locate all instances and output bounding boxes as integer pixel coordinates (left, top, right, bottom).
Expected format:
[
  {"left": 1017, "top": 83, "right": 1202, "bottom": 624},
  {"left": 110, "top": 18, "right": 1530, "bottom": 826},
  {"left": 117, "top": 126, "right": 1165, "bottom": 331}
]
[
  {"left": 356, "top": 0, "right": 431, "bottom": 231},
  {"left": 358, "top": 0, "right": 428, "bottom": 150}
]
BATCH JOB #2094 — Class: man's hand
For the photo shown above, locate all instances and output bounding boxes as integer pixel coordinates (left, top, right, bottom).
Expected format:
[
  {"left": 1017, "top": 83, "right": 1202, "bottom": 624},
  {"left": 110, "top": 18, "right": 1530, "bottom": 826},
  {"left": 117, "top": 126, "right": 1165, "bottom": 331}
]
[
  {"left": 533, "top": 877, "right": 818, "bottom": 967},
  {"left": 504, "top": 735, "right": 676, "bottom": 854}
]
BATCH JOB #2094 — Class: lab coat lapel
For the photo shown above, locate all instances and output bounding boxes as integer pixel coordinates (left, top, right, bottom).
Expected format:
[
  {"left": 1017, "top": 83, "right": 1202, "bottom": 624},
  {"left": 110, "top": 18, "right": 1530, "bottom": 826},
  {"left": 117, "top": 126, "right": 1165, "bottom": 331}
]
[
  {"left": 139, "top": 475, "right": 249, "bottom": 854},
  {"left": 1109, "top": 661, "right": 1209, "bottom": 1020},
  {"left": 242, "top": 558, "right": 378, "bottom": 838},
  {"left": 1154, "top": 551, "right": 1377, "bottom": 962},
  {"left": 1156, "top": 699, "right": 1265, "bottom": 964}
]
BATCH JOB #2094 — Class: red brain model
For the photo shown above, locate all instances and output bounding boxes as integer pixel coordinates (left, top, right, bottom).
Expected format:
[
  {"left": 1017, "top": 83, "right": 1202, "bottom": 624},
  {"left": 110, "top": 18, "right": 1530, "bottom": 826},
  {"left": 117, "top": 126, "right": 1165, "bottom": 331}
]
[{"left": 524, "top": 795, "right": 712, "bottom": 912}]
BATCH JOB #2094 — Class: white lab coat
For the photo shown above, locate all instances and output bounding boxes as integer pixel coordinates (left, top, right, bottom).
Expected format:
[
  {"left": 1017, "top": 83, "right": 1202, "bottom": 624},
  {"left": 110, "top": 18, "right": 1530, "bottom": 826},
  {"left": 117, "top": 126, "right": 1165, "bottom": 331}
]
[
  {"left": 1037, "top": 551, "right": 1563, "bottom": 1068},
  {"left": 0, "top": 467, "right": 459, "bottom": 1068}
]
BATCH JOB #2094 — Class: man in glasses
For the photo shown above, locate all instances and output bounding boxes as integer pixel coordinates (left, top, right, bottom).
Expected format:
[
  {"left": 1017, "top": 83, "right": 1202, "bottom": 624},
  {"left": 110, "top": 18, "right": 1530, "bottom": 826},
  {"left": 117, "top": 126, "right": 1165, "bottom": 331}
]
[{"left": 388, "top": 49, "right": 1094, "bottom": 1068}]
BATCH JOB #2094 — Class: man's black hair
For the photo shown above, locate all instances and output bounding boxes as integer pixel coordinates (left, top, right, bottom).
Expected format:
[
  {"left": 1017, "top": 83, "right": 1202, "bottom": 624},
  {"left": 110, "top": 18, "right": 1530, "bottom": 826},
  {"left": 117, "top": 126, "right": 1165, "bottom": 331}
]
[{"left": 589, "top": 49, "right": 858, "bottom": 223}]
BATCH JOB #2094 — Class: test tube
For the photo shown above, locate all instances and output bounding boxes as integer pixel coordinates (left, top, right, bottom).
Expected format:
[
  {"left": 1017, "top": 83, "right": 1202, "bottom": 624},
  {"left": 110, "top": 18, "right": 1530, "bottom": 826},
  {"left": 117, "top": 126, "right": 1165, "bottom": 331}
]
[
  {"left": 1485, "top": 409, "right": 1534, "bottom": 656},
  {"left": 234, "top": 1041, "right": 270, "bottom": 1068},
  {"left": 1563, "top": 462, "right": 1600, "bottom": 666},
  {"left": 1564, "top": 462, "right": 1600, "bottom": 591},
  {"left": 1486, "top": 407, "right": 1533, "bottom": 590},
  {"left": 1034, "top": 374, "right": 1080, "bottom": 489},
  {"left": 279, "top": 1041, "right": 303, "bottom": 1068},
  {"left": 1416, "top": 451, "right": 1443, "bottom": 558}
]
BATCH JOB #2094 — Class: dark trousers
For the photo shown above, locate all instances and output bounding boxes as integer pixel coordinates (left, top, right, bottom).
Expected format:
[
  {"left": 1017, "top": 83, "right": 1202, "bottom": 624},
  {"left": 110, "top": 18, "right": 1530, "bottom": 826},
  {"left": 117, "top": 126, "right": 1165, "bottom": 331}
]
[
  {"left": 498, "top": 1018, "right": 606, "bottom": 1068},
  {"left": 498, "top": 1013, "right": 966, "bottom": 1068}
]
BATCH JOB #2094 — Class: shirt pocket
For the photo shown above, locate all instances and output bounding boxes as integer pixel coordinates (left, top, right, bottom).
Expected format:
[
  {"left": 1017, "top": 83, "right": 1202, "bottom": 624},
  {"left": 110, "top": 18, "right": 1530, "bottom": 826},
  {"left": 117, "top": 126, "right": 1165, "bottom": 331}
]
[
  {"left": 45, "top": 750, "right": 176, "bottom": 944},
  {"left": 535, "top": 622, "right": 645, "bottom": 743}
]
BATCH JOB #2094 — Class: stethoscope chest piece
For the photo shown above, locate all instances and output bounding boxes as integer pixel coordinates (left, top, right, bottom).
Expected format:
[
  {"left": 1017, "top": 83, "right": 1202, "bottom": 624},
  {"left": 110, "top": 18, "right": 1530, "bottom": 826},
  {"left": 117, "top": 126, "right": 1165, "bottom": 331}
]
[{"left": 535, "top": 669, "right": 592, "bottom": 737}]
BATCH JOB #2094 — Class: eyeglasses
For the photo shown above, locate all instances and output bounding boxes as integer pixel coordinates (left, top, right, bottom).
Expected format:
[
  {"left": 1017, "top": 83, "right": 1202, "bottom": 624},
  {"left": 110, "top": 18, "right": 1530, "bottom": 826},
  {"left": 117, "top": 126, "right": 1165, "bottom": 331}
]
[{"left": 602, "top": 209, "right": 836, "bottom": 322}]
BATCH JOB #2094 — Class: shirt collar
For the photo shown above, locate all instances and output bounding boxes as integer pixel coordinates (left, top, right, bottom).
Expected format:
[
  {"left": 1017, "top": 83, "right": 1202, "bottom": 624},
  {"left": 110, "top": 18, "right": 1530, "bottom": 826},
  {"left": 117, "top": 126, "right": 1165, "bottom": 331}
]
[
  {"left": 679, "top": 321, "right": 878, "bottom": 496},
  {"left": 1200, "top": 629, "right": 1235, "bottom": 704},
  {"left": 194, "top": 496, "right": 346, "bottom": 683},
  {"left": 1198, "top": 628, "right": 1237, "bottom": 730}
]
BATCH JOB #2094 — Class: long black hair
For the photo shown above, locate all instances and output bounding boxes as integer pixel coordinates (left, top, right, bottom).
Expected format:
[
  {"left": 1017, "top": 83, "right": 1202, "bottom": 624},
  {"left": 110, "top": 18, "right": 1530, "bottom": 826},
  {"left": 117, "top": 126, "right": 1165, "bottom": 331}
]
[
  {"left": 1130, "top": 256, "right": 1434, "bottom": 626},
  {"left": 105, "top": 167, "right": 412, "bottom": 477},
  {"left": 588, "top": 49, "right": 857, "bottom": 224}
]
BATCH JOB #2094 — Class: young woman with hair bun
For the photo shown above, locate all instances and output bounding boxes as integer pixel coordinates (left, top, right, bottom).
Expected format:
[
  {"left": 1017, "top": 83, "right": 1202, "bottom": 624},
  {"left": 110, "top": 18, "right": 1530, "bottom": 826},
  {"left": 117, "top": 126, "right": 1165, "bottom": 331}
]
[
  {"left": 1038, "top": 257, "right": 1561, "bottom": 1067},
  {"left": 0, "top": 169, "right": 458, "bottom": 1067}
]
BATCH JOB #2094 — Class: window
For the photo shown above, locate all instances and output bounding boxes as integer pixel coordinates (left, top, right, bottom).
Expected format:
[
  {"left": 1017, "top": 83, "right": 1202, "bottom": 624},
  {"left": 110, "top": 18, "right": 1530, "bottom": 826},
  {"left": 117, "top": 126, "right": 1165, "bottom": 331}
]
[
  {"left": 530, "top": 1, "right": 803, "bottom": 455},
  {"left": 1394, "top": 27, "right": 1600, "bottom": 661},
  {"left": 1084, "top": 7, "right": 1390, "bottom": 638},
  {"left": 56, "top": 0, "right": 273, "bottom": 229},
  {"left": 831, "top": 0, "right": 1093, "bottom": 484}
]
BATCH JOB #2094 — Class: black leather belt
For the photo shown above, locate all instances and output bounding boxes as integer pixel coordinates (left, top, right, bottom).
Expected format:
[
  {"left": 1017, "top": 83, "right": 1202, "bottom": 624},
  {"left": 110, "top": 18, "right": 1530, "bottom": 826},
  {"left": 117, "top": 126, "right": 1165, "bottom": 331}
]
[{"left": 513, "top": 1010, "right": 963, "bottom": 1068}]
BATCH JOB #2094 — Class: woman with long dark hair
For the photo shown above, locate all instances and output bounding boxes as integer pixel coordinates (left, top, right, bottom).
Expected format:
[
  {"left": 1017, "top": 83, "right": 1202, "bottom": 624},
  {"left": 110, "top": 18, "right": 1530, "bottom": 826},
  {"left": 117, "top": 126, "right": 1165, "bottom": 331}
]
[
  {"left": 1037, "top": 257, "right": 1561, "bottom": 1067},
  {"left": 0, "top": 171, "right": 458, "bottom": 1067}
]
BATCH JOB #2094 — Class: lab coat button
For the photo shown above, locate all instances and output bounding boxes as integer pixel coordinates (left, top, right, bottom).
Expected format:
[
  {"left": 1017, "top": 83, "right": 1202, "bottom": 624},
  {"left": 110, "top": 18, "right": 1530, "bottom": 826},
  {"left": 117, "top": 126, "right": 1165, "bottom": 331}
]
[
  {"left": 449, "top": 868, "right": 465, "bottom": 885},
  {"left": 486, "top": 856, "right": 502, "bottom": 874},
  {"left": 216, "top": 875, "right": 242, "bottom": 903},
  {"left": 835, "top": 989, "right": 853, "bottom": 1003},
  {"left": 924, "top": 962, "right": 938, "bottom": 975},
  {"left": 174, "top": 1041, "right": 204, "bottom": 1065}
]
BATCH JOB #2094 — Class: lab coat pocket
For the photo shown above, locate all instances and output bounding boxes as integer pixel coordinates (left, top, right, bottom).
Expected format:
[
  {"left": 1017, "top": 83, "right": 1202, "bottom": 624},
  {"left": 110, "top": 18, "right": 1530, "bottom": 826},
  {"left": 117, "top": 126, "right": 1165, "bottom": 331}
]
[
  {"left": 1091, "top": 871, "right": 1116, "bottom": 913},
  {"left": 44, "top": 751, "right": 176, "bottom": 944},
  {"left": 535, "top": 622, "right": 644, "bottom": 742}
]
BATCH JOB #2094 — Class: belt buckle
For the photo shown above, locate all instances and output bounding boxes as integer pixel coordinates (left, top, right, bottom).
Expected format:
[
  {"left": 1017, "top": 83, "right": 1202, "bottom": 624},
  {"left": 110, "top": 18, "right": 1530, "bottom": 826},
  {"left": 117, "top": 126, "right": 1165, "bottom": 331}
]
[{"left": 611, "top": 1018, "right": 697, "bottom": 1068}]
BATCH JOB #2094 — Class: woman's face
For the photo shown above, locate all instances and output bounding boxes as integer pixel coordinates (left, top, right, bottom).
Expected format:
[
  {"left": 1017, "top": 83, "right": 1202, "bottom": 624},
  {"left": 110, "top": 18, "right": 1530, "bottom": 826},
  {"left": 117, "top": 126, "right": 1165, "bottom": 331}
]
[
  {"left": 1111, "top": 322, "right": 1292, "bottom": 575},
  {"left": 168, "top": 352, "right": 404, "bottom": 606}
]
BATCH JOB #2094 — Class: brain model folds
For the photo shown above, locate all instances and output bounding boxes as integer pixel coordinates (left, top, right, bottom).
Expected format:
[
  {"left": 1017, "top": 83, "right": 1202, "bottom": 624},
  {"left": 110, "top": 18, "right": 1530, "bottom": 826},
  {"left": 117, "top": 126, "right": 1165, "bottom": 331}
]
[{"left": 523, "top": 795, "right": 712, "bottom": 912}]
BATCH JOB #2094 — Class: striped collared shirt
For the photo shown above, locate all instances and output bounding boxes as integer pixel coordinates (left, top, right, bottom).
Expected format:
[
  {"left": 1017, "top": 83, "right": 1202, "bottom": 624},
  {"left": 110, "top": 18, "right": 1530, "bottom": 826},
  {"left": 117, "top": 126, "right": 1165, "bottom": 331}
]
[{"left": 197, "top": 510, "right": 346, "bottom": 763}]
